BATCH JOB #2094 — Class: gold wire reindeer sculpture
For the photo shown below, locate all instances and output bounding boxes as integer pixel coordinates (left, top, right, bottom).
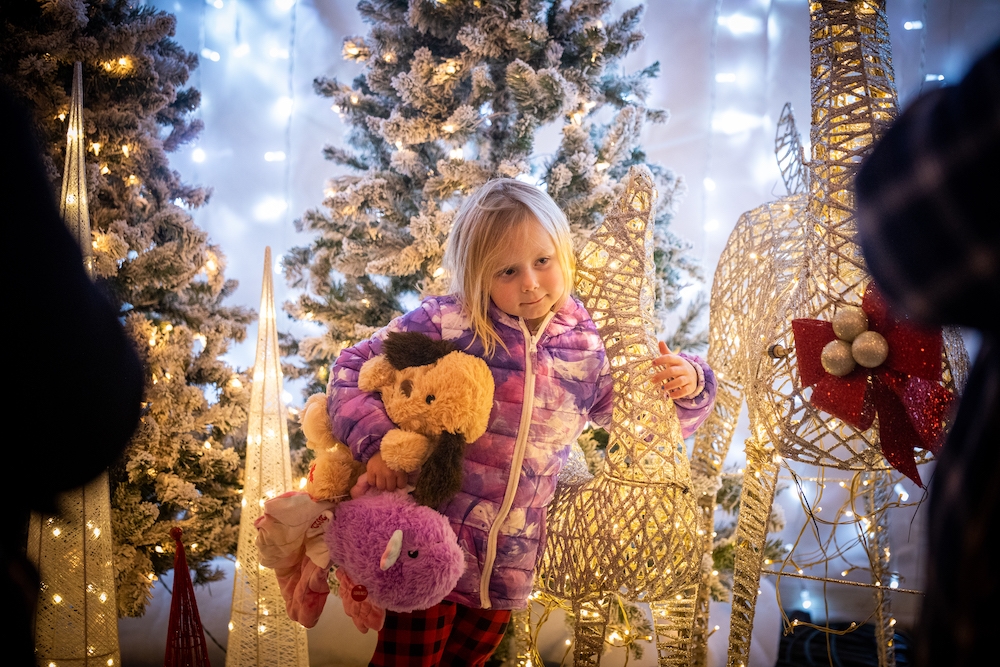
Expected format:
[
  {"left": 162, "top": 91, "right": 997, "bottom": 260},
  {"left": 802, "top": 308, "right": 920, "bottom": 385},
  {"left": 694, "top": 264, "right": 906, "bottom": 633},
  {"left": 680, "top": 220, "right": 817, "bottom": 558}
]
[
  {"left": 688, "top": 2, "right": 968, "bottom": 666},
  {"left": 528, "top": 165, "right": 704, "bottom": 667}
]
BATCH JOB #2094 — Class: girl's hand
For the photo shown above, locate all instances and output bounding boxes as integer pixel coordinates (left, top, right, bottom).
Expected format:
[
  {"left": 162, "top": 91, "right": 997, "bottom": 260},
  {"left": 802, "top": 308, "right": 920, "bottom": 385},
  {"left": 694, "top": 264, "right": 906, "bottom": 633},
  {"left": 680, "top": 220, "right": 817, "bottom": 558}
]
[
  {"left": 366, "top": 452, "right": 408, "bottom": 492},
  {"left": 652, "top": 341, "right": 699, "bottom": 399}
]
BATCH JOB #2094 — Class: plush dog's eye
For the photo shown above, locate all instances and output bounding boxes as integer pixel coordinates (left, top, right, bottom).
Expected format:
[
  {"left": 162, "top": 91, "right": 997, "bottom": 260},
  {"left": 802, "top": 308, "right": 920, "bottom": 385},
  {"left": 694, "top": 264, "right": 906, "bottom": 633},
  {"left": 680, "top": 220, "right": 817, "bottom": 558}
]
[
  {"left": 425, "top": 394, "right": 435, "bottom": 404},
  {"left": 407, "top": 550, "right": 419, "bottom": 558}
]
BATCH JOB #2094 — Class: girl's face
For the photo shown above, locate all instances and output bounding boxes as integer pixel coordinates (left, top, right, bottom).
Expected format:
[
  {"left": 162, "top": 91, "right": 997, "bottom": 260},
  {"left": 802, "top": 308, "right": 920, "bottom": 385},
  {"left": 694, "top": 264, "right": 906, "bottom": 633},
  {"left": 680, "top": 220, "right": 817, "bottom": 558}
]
[{"left": 489, "top": 217, "right": 565, "bottom": 330}]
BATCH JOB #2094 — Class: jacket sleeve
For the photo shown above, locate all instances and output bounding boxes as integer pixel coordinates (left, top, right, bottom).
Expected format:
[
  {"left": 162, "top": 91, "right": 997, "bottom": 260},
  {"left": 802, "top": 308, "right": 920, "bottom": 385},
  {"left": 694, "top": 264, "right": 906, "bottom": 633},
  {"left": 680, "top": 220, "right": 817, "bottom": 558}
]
[
  {"left": 586, "top": 354, "right": 615, "bottom": 430},
  {"left": 327, "top": 298, "right": 443, "bottom": 463},
  {"left": 673, "top": 353, "right": 717, "bottom": 438}
]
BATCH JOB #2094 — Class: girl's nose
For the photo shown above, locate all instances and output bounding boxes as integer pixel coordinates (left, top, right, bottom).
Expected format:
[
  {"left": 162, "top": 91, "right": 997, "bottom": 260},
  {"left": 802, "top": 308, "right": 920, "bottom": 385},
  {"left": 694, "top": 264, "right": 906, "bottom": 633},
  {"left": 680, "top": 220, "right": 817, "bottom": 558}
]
[{"left": 522, "top": 271, "right": 539, "bottom": 291}]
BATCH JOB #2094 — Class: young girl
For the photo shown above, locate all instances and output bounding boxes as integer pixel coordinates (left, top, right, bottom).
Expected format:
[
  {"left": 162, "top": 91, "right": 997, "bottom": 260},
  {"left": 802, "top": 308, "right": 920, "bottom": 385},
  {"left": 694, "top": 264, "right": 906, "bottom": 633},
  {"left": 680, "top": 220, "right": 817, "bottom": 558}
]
[{"left": 328, "top": 179, "right": 717, "bottom": 666}]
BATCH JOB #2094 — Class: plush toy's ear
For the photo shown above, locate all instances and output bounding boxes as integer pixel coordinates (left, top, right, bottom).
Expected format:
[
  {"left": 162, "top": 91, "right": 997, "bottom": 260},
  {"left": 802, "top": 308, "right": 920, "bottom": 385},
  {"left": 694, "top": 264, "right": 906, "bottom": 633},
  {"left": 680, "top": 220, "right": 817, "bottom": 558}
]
[
  {"left": 413, "top": 431, "right": 466, "bottom": 509},
  {"left": 359, "top": 356, "right": 396, "bottom": 392},
  {"left": 301, "top": 393, "right": 340, "bottom": 451},
  {"left": 383, "top": 331, "right": 457, "bottom": 370}
]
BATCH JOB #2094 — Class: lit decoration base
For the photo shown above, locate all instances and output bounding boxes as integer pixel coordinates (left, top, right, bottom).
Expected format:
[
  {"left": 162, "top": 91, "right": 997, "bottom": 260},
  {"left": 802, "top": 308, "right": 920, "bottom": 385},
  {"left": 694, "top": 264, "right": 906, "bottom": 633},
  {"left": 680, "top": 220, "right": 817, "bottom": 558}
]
[
  {"left": 532, "top": 166, "right": 703, "bottom": 666},
  {"left": 28, "top": 472, "right": 121, "bottom": 667},
  {"left": 225, "top": 248, "right": 308, "bottom": 667},
  {"left": 687, "top": 2, "right": 969, "bottom": 667}
]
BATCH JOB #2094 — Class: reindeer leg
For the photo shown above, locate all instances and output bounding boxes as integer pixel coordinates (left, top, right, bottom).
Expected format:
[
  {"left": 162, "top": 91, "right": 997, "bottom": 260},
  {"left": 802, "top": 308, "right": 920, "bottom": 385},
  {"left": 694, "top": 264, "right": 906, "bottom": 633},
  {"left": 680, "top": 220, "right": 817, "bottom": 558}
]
[
  {"left": 573, "top": 596, "right": 610, "bottom": 666},
  {"left": 863, "top": 470, "right": 897, "bottom": 667},
  {"left": 651, "top": 582, "right": 699, "bottom": 666},
  {"left": 507, "top": 606, "right": 533, "bottom": 666},
  {"left": 726, "top": 436, "right": 781, "bottom": 667},
  {"left": 690, "top": 377, "right": 744, "bottom": 666}
]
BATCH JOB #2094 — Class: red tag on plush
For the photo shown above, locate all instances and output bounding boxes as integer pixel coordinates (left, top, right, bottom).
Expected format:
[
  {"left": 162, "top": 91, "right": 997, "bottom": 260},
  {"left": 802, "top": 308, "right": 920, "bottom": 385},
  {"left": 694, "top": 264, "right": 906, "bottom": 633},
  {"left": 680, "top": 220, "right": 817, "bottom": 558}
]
[{"left": 351, "top": 585, "right": 368, "bottom": 601}]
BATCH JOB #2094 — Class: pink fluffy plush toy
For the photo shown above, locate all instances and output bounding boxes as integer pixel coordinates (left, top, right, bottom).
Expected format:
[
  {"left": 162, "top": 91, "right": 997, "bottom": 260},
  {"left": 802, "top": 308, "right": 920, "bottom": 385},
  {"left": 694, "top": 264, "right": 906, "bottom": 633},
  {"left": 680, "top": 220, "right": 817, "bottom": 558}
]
[
  {"left": 328, "top": 490, "right": 465, "bottom": 616},
  {"left": 256, "top": 488, "right": 464, "bottom": 632}
]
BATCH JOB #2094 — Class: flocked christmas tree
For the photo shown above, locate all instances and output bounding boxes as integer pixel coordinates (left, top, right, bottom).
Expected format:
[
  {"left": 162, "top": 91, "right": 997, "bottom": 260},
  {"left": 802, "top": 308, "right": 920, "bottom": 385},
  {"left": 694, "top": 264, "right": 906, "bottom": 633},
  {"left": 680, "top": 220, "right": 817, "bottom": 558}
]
[
  {"left": 0, "top": 0, "right": 253, "bottom": 616},
  {"left": 282, "top": 0, "right": 705, "bottom": 395}
]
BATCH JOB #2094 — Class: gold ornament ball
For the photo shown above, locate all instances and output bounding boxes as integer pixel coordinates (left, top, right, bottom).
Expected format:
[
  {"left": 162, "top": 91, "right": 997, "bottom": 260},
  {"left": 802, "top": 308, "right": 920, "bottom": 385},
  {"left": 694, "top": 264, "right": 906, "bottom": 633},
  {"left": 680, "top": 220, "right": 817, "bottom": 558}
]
[
  {"left": 821, "top": 339, "right": 856, "bottom": 377},
  {"left": 832, "top": 306, "right": 868, "bottom": 342},
  {"left": 852, "top": 330, "right": 889, "bottom": 368}
]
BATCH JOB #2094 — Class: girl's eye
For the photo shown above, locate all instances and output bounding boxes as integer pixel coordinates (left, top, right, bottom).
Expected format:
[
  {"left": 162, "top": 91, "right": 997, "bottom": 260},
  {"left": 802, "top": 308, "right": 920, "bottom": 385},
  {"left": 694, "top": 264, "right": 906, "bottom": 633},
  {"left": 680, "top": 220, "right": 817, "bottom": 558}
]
[{"left": 537, "top": 257, "right": 550, "bottom": 265}]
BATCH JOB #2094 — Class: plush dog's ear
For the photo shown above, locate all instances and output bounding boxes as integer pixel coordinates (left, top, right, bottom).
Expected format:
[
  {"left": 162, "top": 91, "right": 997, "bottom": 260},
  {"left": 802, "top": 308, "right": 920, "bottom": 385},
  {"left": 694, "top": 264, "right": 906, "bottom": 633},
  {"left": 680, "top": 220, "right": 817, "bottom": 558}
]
[
  {"left": 413, "top": 431, "right": 466, "bottom": 509},
  {"left": 383, "top": 331, "right": 457, "bottom": 370},
  {"left": 359, "top": 356, "right": 396, "bottom": 392},
  {"left": 301, "top": 393, "right": 340, "bottom": 451}
]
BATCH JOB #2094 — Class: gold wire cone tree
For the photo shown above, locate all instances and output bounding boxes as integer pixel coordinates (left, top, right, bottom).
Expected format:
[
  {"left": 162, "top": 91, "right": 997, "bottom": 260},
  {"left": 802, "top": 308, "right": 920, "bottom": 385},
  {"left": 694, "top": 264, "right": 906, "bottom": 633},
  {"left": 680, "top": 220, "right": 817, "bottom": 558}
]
[
  {"left": 225, "top": 248, "right": 308, "bottom": 667},
  {"left": 27, "top": 61, "right": 122, "bottom": 667},
  {"left": 1, "top": 2, "right": 253, "bottom": 616},
  {"left": 688, "top": 2, "right": 969, "bottom": 666},
  {"left": 530, "top": 166, "right": 703, "bottom": 667}
]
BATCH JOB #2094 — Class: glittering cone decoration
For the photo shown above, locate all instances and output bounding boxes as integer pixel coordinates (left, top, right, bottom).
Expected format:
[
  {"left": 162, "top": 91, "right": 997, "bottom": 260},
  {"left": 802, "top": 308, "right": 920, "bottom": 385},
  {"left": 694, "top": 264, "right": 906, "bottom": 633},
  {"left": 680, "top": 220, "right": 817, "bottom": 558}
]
[
  {"left": 535, "top": 166, "right": 702, "bottom": 666},
  {"left": 60, "top": 61, "right": 93, "bottom": 274},
  {"left": 165, "top": 528, "right": 211, "bottom": 667},
  {"left": 27, "top": 61, "right": 123, "bottom": 667},
  {"left": 688, "top": 3, "right": 968, "bottom": 667},
  {"left": 225, "top": 248, "right": 309, "bottom": 667}
]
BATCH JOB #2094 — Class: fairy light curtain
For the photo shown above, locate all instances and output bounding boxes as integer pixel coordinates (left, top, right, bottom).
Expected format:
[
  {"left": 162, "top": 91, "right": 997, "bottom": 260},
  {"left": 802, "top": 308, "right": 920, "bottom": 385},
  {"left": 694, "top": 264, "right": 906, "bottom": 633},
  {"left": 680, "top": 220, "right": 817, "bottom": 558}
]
[
  {"left": 688, "top": 2, "right": 969, "bottom": 667},
  {"left": 225, "top": 247, "right": 308, "bottom": 667},
  {"left": 27, "top": 61, "right": 122, "bottom": 667}
]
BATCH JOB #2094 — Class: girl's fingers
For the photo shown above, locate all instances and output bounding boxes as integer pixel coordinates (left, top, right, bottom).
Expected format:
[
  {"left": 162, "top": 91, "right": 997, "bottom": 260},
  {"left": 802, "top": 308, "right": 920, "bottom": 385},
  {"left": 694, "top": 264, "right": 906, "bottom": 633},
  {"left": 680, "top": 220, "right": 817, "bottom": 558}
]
[{"left": 652, "top": 361, "right": 690, "bottom": 382}]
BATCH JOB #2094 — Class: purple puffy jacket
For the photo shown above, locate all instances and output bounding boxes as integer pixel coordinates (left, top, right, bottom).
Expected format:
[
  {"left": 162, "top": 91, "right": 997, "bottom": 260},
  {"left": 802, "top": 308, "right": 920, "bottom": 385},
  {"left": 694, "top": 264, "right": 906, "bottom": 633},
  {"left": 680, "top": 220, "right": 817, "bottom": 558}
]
[{"left": 328, "top": 294, "right": 716, "bottom": 610}]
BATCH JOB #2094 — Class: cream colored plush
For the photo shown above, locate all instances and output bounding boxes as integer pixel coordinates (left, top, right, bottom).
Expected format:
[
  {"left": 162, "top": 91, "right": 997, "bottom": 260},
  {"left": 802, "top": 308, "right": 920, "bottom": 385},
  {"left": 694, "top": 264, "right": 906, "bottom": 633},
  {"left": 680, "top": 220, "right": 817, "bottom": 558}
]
[{"left": 301, "top": 393, "right": 365, "bottom": 501}]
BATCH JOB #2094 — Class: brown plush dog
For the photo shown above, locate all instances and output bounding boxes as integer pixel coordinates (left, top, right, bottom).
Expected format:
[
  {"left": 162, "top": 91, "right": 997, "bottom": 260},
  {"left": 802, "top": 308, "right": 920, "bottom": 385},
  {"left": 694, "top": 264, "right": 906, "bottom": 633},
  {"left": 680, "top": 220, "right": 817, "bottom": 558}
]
[{"left": 358, "top": 331, "right": 495, "bottom": 508}]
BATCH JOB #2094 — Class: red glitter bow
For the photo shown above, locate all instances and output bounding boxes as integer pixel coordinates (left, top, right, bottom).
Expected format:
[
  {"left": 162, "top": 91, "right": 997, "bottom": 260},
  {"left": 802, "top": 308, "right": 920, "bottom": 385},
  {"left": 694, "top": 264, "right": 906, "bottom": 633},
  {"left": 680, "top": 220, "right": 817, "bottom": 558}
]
[{"left": 791, "top": 283, "right": 953, "bottom": 487}]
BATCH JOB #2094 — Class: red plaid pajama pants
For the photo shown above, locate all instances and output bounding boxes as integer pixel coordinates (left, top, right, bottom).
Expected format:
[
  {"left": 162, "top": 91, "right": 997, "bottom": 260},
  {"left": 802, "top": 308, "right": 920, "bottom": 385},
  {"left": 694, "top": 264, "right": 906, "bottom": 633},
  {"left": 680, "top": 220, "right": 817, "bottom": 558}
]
[{"left": 369, "top": 600, "right": 511, "bottom": 666}]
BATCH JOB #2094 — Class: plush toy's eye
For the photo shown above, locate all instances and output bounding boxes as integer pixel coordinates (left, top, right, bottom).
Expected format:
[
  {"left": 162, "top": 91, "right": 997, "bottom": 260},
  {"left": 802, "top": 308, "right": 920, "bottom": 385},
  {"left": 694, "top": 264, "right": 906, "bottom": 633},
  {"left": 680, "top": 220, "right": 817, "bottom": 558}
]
[
  {"left": 407, "top": 550, "right": 419, "bottom": 558},
  {"left": 425, "top": 394, "right": 435, "bottom": 404}
]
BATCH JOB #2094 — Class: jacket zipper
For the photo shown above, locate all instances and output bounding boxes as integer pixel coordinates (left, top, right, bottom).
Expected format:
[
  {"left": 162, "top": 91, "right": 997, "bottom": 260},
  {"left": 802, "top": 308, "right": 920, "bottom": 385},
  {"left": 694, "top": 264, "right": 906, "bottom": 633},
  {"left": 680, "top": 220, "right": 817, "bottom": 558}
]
[{"left": 479, "top": 313, "right": 554, "bottom": 608}]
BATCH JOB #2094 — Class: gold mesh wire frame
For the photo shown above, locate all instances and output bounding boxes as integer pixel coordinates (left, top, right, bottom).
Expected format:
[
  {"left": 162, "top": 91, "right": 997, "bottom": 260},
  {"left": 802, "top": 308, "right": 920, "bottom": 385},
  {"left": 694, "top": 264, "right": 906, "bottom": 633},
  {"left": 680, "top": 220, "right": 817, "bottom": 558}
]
[
  {"left": 27, "top": 61, "right": 122, "bottom": 667},
  {"left": 535, "top": 166, "right": 703, "bottom": 666},
  {"left": 225, "top": 248, "right": 309, "bottom": 667},
  {"left": 775, "top": 102, "right": 808, "bottom": 197},
  {"left": 862, "top": 471, "right": 897, "bottom": 667},
  {"left": 685, "top": 2, "right": 970, "bottom": 666},
  {"left": 28, "top": 473, "right": 122, "bottom": 667}
]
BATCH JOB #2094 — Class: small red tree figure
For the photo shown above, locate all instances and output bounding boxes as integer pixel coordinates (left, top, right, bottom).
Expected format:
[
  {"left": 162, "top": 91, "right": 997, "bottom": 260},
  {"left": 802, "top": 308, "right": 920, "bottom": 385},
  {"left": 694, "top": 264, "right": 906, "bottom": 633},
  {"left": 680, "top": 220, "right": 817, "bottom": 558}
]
[{"left": 165, "top": 527, "right": 211, "bottom": 667}]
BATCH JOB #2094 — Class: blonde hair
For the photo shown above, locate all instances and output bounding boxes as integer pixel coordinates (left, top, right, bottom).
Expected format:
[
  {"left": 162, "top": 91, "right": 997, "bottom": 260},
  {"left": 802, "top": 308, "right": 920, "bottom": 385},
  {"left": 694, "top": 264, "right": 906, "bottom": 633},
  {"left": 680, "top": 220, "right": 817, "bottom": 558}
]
[{"left": 444, "top": 178, "right": 575, "bottom": 357}]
